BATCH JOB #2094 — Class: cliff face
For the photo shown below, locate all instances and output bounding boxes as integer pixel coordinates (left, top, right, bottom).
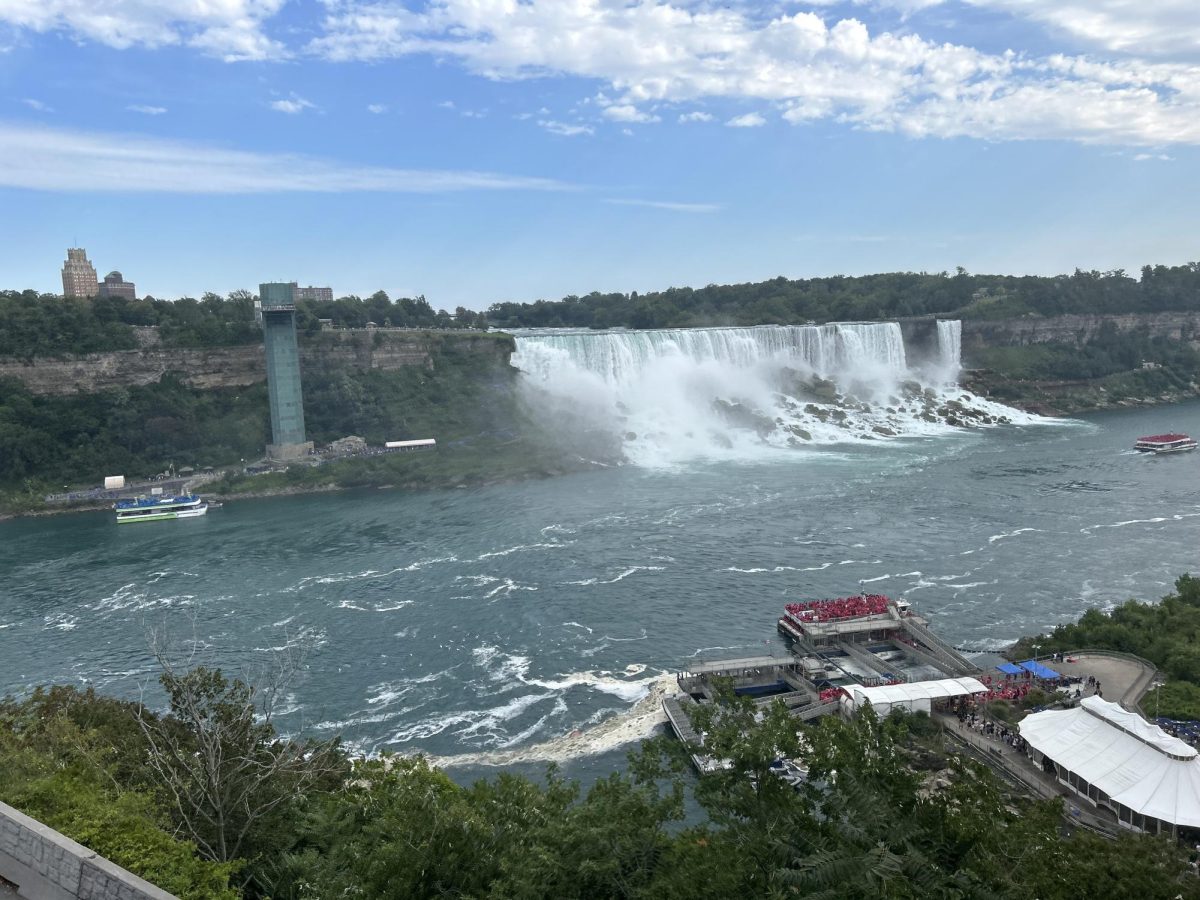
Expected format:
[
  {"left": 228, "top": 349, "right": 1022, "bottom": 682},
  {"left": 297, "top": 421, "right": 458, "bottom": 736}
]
[
  {"left": 0, "top": 330, "right": 514, "bottom": 396},
  {"left": 960, "top": 311, "right": 1200, "bottom": 350}
]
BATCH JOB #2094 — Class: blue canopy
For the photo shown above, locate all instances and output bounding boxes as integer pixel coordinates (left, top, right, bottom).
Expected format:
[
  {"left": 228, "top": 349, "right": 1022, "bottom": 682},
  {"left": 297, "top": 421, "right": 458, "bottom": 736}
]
[
  {"left": 996, "top": 663, "right": 1024, "bottom": 676},
  {"left": 1019, "top": 660, "right": 1061, "bottom": 680}
]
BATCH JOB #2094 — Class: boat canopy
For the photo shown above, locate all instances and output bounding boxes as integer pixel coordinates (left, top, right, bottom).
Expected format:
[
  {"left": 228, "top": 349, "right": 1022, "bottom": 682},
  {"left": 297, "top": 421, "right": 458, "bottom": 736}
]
[{"left": 1137, "top": 433, "right": 1191, "bottom": 443}]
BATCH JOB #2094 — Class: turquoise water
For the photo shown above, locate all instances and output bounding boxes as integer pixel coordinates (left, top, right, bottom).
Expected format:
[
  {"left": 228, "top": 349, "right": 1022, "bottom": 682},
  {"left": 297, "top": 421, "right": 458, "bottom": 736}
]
[{"left": 2, "top": 402, "right": 1199, "bottom": 771}]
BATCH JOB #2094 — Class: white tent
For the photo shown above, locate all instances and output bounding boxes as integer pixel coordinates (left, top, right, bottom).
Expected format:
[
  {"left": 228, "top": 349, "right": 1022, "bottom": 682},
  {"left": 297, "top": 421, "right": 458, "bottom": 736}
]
[
  {"left": 841, "top": 677, "right": 988, "bottom": 716},
  {"left": 1019, "top": 695, "right": 1200, "bottom": 832}
]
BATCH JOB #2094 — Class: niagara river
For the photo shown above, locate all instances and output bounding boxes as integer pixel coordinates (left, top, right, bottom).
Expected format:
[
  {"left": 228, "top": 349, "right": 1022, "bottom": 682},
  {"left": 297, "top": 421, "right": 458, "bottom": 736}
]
[{"left": 1, "top": 323, "right": 1199, "bottom": 780}]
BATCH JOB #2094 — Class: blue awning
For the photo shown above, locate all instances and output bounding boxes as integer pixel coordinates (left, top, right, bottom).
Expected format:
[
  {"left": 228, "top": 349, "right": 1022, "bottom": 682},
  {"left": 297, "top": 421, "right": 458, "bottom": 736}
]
[
  {"left": 996, "top": 663, "right": 1024, "bottom": 676},
  {"left": 1019, "top": 660, "right": 1061, "bottom": 680}
]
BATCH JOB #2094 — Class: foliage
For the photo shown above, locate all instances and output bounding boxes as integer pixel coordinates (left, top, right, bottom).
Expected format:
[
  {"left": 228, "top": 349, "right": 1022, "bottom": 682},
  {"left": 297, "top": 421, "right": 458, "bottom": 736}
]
[
  {"left": 0, "top": 289, "right": 485, "bottom": 358},
  {"left": 1143, "top": 681, "right": 1200, "bottom": 721},
  {"left": 138, "top": 665, "right": 348, "bottom": 872},
  {"left": 0, "top": 687, "right": 239, "bottom": 899},
  {"left": 485, "top": 263, "right": 1200, "bottom": 330},
  {"left": 0, "top": 375, "right": 269, "bottom": 491},
  {"left": 6, "top": 674, "right": 1200, "bottom": 899},
  {"left": 1012, "top": 575, "right": 1200, "bottom": 680},
  {"left": 0, "top": 335, "right": 552, "bottom": 506},
  {"left": 1013, "top": 575, "right": 1200, "bottom": 721}
]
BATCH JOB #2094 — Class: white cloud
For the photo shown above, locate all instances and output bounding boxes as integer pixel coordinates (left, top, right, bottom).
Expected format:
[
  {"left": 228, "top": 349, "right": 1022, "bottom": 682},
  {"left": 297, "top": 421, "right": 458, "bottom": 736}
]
[
  {"left": 867, "top": 0, "right": 1200, "bottom": 57},
  {"left": 678, "top": 111, "right": 714, "bottom": 123},
  {"left": 974, "top": 1, "right": 1199, "bottom": 58},
  {"left": 308, "top": 1, "right": 1200, "bottom": 146},
  {"left": 606, "top": 198, "right": 720, "bottom": 213},
  {"left": 538, "top": 119, "right": 594, "bottom": 137},
  {"left": 1132, "top": 152, "right": 1173, "bottom": 161},
  {"left": 21, "top": 98, "right": 52, "bottom": 112},
  {"left": 602, "top": 103, "right": 660, "bottom": 123},
  {"left": 366, "top": 103, "right": 387, "bottom": 114},
  {"left": 726, "top": 111, "right": 766, "bottom": 127},
  {"left": 0, "top": 0, "right": 286, "bottom": 61},
  {"left": 127, "top": 104, "right": 167, "bottom": 115},
  {"left": 270, "top": 94, "right": 316, "bottom": 114},
  {"left": 0, "top": 121, "right": 572, "bottom": 193}
]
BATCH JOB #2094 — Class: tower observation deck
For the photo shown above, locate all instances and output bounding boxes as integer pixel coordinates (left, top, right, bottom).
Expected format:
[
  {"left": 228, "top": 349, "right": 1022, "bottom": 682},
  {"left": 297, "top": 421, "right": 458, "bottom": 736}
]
[{"left": 260, "top": 282, "right": 313, "bottom": 460}]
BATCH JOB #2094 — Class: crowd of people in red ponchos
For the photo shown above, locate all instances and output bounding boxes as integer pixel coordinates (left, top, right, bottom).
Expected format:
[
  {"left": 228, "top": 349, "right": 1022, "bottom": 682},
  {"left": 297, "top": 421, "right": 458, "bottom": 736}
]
[
  {"left": 784, "top": 594, "right": 891, "bottom": 623},
  {"left": 976, "top": 673, "right": 1036, "bottom": 703}
]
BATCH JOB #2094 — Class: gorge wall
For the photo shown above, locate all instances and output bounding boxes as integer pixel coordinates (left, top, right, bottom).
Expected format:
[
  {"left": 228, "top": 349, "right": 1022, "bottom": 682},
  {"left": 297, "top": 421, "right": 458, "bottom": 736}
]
[
  {"left": 899, "top": 311, "right": 1200, "bottom": 359},
  {"left": 0, "top": 329, "right": 514, "bottom": 396}
]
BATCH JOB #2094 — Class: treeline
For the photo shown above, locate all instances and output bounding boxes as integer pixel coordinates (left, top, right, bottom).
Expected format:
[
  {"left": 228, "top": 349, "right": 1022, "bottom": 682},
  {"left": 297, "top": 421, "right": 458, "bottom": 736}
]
[
  {"left": 1012, "top": 575, "right": 1200, "bottom": 720},
  {"left": 0, "top": 289, "right": 486, "bottom": 358},
  {"left": 4, "top": 667, "right": 1196, "bottom": 899},
  {"left": 7, "top": 261, "right": 1200, "bottom": 359},
  {"left": 486, "top": 262, "right": 1200, "bottom": 329}
]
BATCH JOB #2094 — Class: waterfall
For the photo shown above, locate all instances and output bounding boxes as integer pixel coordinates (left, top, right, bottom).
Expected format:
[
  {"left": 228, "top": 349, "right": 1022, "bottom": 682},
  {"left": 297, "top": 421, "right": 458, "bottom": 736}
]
[
  {"left": 512, "top": 320, "right": 1020, "bottom": 466},
  {"left": 512, "top": 323, "right": 908, "bottom": 385},
  {"left": 937, "top": 320, "right": 962, "bottom": 376}
]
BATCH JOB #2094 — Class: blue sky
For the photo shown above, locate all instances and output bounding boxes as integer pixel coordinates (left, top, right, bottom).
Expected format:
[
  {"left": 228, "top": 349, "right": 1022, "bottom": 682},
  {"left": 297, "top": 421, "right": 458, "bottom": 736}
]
[{"left": 0, "top": 1, "right": 1197, "bottom": 309}]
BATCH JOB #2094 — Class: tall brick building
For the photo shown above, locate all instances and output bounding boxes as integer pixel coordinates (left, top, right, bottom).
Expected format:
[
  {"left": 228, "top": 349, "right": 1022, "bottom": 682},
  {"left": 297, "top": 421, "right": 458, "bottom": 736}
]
[
  {"left": 98, "top": 270, "right": 136, "bottom": 300},
  {"left": 61, "top": 248, "right": 99, "bottom": 298}
]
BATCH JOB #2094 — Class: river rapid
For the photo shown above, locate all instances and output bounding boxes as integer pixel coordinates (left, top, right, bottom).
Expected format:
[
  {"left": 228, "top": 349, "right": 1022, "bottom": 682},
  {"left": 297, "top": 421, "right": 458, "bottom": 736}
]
[{"left": 1, "top": 324, "right": 1198, "bottom": 780}]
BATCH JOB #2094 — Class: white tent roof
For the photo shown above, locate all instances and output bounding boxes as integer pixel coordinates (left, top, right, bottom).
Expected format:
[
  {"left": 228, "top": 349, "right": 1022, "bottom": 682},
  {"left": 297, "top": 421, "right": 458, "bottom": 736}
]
[
  {"left": 847, "top": 676, "right": 988, "bottom": 708},
  {"left": 1020, "top": 696, "right": 1200, "bottom": 827}
]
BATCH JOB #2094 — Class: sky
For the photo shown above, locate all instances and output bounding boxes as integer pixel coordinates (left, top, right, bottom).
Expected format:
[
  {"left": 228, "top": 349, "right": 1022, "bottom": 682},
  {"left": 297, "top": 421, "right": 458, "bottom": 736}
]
[{"left": 0, "top": 0, "right": 1197, "bottom": 309}]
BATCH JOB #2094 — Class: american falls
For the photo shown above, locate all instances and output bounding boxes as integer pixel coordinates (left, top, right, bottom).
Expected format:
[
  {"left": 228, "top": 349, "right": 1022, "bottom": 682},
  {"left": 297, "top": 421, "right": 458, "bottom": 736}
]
[{"left": 511, "top": 322, "right": 1030, "bottom": 466}]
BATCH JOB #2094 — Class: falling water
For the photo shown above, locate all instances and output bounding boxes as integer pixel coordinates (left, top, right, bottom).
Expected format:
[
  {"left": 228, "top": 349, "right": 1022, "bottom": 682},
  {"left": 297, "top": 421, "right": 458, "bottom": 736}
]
[
  {"left": 512, "top": 321, "right": 1026, "bottom": 466},
  {"left": 937, "top": 320, "right": 963, "bottom": 378}
]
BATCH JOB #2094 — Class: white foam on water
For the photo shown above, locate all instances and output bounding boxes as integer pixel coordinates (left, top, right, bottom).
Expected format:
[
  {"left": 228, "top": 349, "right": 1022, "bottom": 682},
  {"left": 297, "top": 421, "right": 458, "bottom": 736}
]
[
  {"left": 389, "top": 692, "right": 558, "bottom": 745},
  {"left": 484, "top": 579, "right": 539, "bottom": 599},
  {"left": 286, "top": 557, "right": 459, "bottom": 592},
  {"left": 988, "top": 528, "right": 1041, "bottom": 543},
  {"left": 337, "top": 598, "right": 414, "bottom": 613},
  {"left": 44, "top": 613, "right": 77, "bottom": 631},
  {"left": 477, "top": 542, "right": 568, "bottom": 560},
  {"left": 426, "top": 673, "right": 678, "bottom": 768},
  {"left": 859, "top": 571, "right": 922, "bottom": 584},
  {"left": 252, "top": 625, "right": 327, "bottom": 653},
  {"left": 1080, "top": 512, "right": 1200, "bottom": 533},
  {"left": 564, "top": 566, "right": 665, "bottom": 586},
  {"left": 726, "top": 562, "right": 832, "bottom": 574}
]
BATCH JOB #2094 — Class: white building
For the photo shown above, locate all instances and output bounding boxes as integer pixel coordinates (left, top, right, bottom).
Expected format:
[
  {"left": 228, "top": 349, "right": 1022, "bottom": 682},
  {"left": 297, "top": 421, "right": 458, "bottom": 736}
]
[{"left": 1019, "top": 695, "right": 1200, "bottom": 834}]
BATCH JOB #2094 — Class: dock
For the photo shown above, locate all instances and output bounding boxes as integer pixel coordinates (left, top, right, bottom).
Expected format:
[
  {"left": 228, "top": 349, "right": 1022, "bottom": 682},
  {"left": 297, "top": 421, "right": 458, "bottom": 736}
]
[
  {"left": 667, "top": 593, "right": 985, "bottom": 773},
  {"left": 662, "top": 694, "right": 728, "bottom": 774}
]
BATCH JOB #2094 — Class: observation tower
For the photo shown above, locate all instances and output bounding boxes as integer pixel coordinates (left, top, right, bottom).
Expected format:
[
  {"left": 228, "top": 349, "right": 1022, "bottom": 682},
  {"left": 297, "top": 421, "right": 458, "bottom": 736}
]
[{"left": 260, "top": 282, "right": 313, "bottom": 460}]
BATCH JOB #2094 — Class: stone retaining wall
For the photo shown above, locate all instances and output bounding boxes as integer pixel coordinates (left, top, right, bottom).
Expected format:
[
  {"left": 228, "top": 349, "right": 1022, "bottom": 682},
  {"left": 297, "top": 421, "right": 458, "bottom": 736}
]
[{"left": 0, "top": 802, "right": 177, "bottom": 900}]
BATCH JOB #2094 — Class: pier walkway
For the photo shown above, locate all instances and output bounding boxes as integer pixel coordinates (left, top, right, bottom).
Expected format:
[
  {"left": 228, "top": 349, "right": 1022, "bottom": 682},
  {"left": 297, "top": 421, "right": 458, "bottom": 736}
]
[{"left": 900, "top": 618, "right": 977, "bottom": 676}]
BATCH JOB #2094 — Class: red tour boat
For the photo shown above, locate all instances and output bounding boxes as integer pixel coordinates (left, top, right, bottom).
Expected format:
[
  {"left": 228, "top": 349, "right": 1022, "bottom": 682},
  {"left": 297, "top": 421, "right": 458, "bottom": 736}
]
[{"left": 1134, "top": 433, "right": 1197, "bottom": 454}]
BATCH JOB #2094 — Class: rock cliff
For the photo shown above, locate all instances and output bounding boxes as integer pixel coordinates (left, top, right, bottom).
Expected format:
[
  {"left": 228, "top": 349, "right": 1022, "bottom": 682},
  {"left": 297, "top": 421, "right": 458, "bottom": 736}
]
[
  {"left": 0, "top": 330, "right": 514, "bottom": 395},
  {"left": 960, "top": 311, "right": 1200, "bottom": 350}
]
